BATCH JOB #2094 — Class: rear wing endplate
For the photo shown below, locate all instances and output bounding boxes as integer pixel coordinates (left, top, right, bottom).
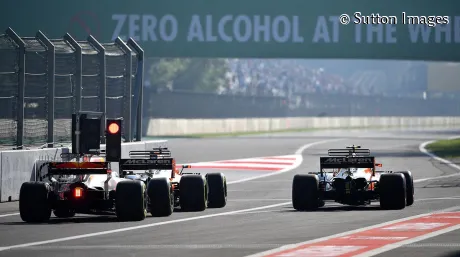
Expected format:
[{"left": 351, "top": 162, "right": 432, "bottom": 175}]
[
  {"left": 48, "top": 162, "right": 109, "bottom": 175},
  {"left": 320, "top": 157, "right": 375, "bottom": 169},
  {"left": 119, "top": 158, "right": 174, "bottom": 170}
]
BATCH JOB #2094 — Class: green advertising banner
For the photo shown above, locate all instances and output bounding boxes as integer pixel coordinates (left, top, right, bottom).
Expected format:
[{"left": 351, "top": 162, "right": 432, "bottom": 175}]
[{"left": 1, "top": 0, "right": 459, "bottom": 60}]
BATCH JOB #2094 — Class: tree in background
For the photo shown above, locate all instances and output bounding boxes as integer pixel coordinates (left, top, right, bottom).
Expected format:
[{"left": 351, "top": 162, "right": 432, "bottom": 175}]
[{"left": 148, "top": 58, "right": 228, "bottom": 93}]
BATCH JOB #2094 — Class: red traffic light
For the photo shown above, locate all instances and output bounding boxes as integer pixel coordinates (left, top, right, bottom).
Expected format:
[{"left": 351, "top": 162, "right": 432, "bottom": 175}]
[{"left": 108, "top": 122, "right": 120, "bottom": 134}]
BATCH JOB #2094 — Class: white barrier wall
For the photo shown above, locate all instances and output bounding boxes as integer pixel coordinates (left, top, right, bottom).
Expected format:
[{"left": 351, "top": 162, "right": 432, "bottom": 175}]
[
  {"left": 146, "top": 117, "right": 460, "bottom": 136},
  {"left": 0, "top": 140, "right": 167, "bottom": 202}
]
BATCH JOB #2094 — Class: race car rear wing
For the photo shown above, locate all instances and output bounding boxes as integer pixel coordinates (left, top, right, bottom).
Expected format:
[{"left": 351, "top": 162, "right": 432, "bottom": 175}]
[
  {"left": 128, "top": 148, "right": 171, "bottom": 159},
  {"left": 320, "top": 156, "right": 375, "bottom": 169},
  {"left": 48, "top": 161, "right": 109, "bottom": 175},
  {"left": 119, "top": 158, "right": 174, "bottom": 170},
  {"left": 328, "top": 148, "right": 371, "bottom": 156}
]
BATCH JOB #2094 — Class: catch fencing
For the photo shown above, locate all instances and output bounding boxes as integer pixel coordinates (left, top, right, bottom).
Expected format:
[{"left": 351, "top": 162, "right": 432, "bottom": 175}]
[{"left": 0, "top": 27, "right": 144, "bottom": 149}]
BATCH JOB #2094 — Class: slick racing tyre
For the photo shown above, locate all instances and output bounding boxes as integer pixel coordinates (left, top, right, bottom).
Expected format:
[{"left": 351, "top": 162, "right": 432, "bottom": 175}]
[
  {"left": 206, "top": 173, "right": 227, "bottom": 208},
  {"left": 396, "top": 171, "right": 414, "bottom": 206},
  {"left": 180, "top": 175, "right": 208, "bottom": 212},
  {"left": 19, "top": 182, "right": 52, "bottom": 223},
  {"left": 379, "top": 173, "right": 406, "bottom": 210},
  {"left": 53, "top": 208, "right": 76, "bottom": 218},
  {"left": 147, "top": 177, "right": 174, "bottom": 217},
  {"left": 116, "top": 180, "right": 147, "bottom": 221},
  {"left": 292, "top": 174, "right": 320, "bottom": 211}
]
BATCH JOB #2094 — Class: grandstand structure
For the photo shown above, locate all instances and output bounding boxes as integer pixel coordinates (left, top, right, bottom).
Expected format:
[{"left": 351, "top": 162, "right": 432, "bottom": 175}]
[{"left": 0, "top": 27, "right": 144, "bottom": 149}]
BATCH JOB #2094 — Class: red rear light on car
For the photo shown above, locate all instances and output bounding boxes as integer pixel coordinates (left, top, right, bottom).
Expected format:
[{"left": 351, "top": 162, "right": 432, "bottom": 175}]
[{"left": 74, "top": 187, "right": 83, "bottom": 198}]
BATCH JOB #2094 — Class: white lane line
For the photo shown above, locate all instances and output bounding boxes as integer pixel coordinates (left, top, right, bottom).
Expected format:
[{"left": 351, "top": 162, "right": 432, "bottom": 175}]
[
  {"left": 244, "top": 206, "right": 460, "bottom": 257},
  {"left": 229, "top": 210, "right": 279, "bottom": 215},
  {"left": 7, "top": 244, "right": 288, "bottom": 250},
  {"left": 416, "top": 197, "right": 460, "bottom": 201},
  {"left": 416, "top": 136, "right": 460, "bottom": 183},
  {"left": 404, "top": 243, "right": 460, "bottom": 247},
  {"left": 0, "top": 138, "right": 342, "bottom": 251},
  {"left": 0, "top": 213, "right": 20, "bottom": 218}
]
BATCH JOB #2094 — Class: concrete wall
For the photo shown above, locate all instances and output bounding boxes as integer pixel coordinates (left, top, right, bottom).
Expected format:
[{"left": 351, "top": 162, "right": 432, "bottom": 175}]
[
  {"left": 0, "top": 140, "right": 166, "bottom": 202},
  {"left": 146, "top": 117, "right": 460, "bottom": 136}
]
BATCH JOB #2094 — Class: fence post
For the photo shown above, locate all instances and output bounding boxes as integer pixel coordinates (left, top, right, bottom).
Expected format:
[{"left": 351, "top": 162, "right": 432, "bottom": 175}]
[
  {"left": 5, "top": 28, "right": 25, "bottom": 150},
  {"left": 115, "top": 37, "right": 132, "bottom": 142},
  {"left": 127, "top": 38, "right": 144, "bottom": 142},
  {"left": 63, "top": 33, "right": 82, "bottom": 116},
  {"left": 87, "top": 35, "right": 107, "bottom": 144},
  {"left": 36, "top": 31, "right": 55, "bottom": 148}
]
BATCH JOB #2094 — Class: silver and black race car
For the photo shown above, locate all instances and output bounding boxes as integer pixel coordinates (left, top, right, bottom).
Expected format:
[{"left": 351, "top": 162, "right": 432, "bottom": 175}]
[{"left": 292, "top": 145, "right": 414, "bottom": 211}]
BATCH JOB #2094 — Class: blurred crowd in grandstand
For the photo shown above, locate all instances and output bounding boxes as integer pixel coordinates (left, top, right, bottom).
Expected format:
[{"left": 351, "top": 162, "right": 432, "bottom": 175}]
[
  {"left": 219, "top": 59, "right": 428, "bottom": 97},
  {"left": 146, "top": 58, "right": 433, "bottom": 98}
]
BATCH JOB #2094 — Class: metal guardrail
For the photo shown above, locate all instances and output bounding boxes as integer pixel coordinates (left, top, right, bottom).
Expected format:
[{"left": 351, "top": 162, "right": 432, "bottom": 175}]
[{"left": 0, "top": 27, "right": 144, "bottom": 149}]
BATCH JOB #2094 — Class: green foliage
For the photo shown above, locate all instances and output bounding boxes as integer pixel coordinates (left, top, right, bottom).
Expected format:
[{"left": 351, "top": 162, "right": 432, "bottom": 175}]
[
  {"left": 426, "top": 138, "right": 460, "bottom": 158},
  {"left": 148, "top": 58, "right": 228, "bottom": 93}
]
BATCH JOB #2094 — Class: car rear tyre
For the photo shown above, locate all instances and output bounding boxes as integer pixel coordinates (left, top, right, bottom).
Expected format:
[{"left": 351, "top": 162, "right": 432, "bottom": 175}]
[
  {"left": 379, "top": 173, "right": 406, "bottom": 210},
  {"left": 19, "top": 182, "right": 52, "bottom": 223},
  {"left": 396, "top": 171, "right": 414, "bottom": 206},
  {"left": 116, "top": 180, "right": 147, "bottom": 221},
  {"left": 147, "top": 177, "right": 174, "bottom": 217},
  {"left": 180, "top": 175, "right": 207, "bottom": 211},
  {"left": 292, "top": 174, "right": 320, "bottom": 211},
  {"left": 206, "top": 173, "right": 227, "bottom": 208},
  {"left": 53, "top": 208, "right": 75, "bottom": 218}
]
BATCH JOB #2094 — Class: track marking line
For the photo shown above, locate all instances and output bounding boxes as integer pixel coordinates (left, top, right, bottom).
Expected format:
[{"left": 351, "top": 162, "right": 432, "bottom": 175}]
[
  {"left": 244, "top": 206, "right": 460, "bottom": 257},
  {"left": 416, "top": 136, "right": 460, "bottom": 183},
  {"left": 416, "top": 197, "right": 460, "bottom": 201},
  {"left": 0, "top": 213, "right": 20, "bottom": 218},
  {"left": 4, "top": 244, "right": 289, "bottom": 250},
  {"left": 229, "top": 210, "right": 279, "bottom": 215},
  {"left": 404, "top": 243, "right": 460, "bottom": 248}
]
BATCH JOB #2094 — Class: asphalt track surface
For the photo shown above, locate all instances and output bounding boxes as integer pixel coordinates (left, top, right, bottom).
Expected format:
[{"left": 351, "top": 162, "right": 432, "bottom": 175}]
[{"left": 1, "top": 128, "right": 460, "bottom": 257}]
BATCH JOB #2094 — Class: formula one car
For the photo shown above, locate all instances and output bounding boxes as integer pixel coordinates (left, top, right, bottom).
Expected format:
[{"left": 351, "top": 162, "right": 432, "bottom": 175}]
[
  {"left": 19, "top": 115, "right": 227, "bottom": 223},
  {"left": 292, "top": 145, "right": 414, "bottom": 211},
  {"left": 20, "top": 149, "right": 227, "bottom": 223}
]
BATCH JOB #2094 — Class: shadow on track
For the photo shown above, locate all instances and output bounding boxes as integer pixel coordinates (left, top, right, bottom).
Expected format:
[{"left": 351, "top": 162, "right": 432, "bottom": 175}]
[
  {"left": 0, "top": 208, "right": 198, "bottom": 225},
  {"left": 0, "top": 215, "right": 119, "bottom": 225},
  {"left": 439, "top": 250, "right": 460, "bottom": 257},
  {"left": 280, "top": 205, "right": 383, "bottom": 212}
]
